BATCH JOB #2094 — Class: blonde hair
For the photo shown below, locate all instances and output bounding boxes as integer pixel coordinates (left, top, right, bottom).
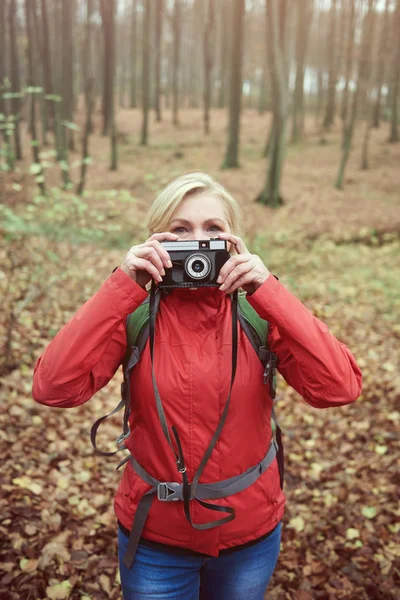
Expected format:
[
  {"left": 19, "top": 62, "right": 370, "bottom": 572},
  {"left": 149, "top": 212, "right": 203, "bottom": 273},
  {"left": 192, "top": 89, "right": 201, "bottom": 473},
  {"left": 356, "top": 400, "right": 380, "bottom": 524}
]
[{"left": 146, "top": 172, "right": 243, "bottom": 236}]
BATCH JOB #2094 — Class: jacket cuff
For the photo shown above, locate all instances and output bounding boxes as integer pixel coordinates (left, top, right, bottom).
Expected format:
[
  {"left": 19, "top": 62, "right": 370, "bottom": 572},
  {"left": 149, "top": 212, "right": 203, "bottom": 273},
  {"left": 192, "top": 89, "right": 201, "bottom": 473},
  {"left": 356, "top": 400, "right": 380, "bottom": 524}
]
[
  {"left": 109, "top": 267, "right": 149, "bottom": 307},
  {"left": 246, "top": 274, "right": 282, "bottom": 318}
]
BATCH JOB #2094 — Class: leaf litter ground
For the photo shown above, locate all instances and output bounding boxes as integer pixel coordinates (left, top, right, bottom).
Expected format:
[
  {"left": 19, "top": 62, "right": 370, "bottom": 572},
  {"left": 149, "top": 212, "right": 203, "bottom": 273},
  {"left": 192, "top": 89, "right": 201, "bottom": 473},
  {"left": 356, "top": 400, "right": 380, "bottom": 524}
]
[{"left": 0, "top": 108, "right": 399, "bottom": 599}]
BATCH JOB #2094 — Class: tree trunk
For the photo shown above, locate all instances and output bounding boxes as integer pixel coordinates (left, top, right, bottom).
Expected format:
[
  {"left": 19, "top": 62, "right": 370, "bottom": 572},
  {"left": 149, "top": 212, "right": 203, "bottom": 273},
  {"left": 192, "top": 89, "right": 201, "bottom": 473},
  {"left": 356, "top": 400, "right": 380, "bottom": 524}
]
[
  {"left": 129, "top": 0, "right": 138, "bottom": 108},
  {"left": 118, "top": 11, "right": 128, "bottom": 109},
  {"left": 172, "top": 0, "right": 181, "bottom": 126},
  {"left": 258, "top": 55, "right": 269, "bottom": 115},
  {"left": 222, "top": 0, "right": 245, "bottom": 169},
  {"left": 203, "top": 0, "right": 215, "bottom": 135},
  {"left": 388, "top": 0, "right": 400, "bottom": 143},
  {"left": 323, "top": 0, "right": 338, "bottom": 131},
  {"left": 335, "top": 0, "right": 376, "bottom": 188},
  {"left": 188, "top": 0, "right": 201, "bottom": 109},
  {"left": 101, "top": 0, "right": 112, "bottom": 136},
  {"left": 361, "top": 9, "right": 379, "bottom": 169},
  {"left": 154, "top": 0, "right": 164, "bottom": 121},
  {"left": 291, "top": 0, "right": 313, "bottom": 143},
  {"left": 32, "top": 0, "right": 49, "bottom": 147},
  {"left": 8, "top": 0, "right": 23, "bottom": 160},
  {"left": 77, "top": 0, "right": 95, "bottom": 196},
  {"left": 100, "top": 0, "right": 117, "bottom": 168},
  {"left": 82, "top": 0, "right": 95, "bottom": 135},
  {"left": 218, "top": 0, "right": 229, "bottom": 109},
  {"left": 77, "top": 79, "right": 94, "bottom": 196},
  {"left": 61, "top": 0, "right": 74, "bottom": 149},
  {"left": 25, "top": 0, "right": 46, "bottom": 194},
  {"left": 141, "top": 0, "right": 151, "bottom": 145},
  {"left": 257, "top": 0, "right": 290, "bottom": 206},
  {"left": 40, "top": 0, "right": 55, "bottom": 128},
  {"left": 0, "top": 0, "right": 7, "bottom": 123},
  {"left": 372, "top": 0, "right": 390, "bottom": 128},
  {"left": 341, "top": 0, "right": 356, "bottom": 126}
]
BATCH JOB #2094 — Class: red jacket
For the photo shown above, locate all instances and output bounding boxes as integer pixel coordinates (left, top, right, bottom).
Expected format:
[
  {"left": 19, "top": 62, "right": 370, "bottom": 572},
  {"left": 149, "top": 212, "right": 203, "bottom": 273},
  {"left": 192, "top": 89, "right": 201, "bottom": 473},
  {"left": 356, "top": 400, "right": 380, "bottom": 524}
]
[{"left": 32, "top": 268, "right": 362, "bottom": 556}]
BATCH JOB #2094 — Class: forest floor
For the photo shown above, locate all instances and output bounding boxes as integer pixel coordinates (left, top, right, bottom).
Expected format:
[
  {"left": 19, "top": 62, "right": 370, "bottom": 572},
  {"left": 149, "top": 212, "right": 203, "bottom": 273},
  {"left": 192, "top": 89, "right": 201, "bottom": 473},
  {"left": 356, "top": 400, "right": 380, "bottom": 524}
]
[{"left": 0, "top": 107, "right": 399, "bottom": 600}]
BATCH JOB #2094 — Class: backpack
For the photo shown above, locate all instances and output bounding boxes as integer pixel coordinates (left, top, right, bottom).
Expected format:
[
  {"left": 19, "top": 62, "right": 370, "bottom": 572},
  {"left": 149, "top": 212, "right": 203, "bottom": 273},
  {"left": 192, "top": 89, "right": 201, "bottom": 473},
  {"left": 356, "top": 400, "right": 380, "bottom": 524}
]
[{"left": 90, "top": 292, "right": 284, "bottom": 489}]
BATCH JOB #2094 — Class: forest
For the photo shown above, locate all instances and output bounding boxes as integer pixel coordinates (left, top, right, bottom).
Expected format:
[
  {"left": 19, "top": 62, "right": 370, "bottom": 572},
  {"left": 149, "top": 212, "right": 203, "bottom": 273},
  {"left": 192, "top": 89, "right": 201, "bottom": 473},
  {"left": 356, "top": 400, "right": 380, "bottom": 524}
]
[{"left": 0, "top": 0, "right": 399, "bottom": 599}]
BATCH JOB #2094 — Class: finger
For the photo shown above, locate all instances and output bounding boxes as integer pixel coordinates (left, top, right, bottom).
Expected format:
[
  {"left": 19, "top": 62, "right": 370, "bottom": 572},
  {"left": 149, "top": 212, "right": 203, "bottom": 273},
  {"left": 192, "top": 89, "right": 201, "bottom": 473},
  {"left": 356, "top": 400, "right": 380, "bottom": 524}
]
[
  {"left": 134, "top": 257, "right": 163, "bottom": 282},
  {"left": 135, "top": 246, "right": 165, "bottom": 274},
  {"left": 144, "top": 240, "right": 174, "bottom": 269},
  {"left": 220, "top": 261, "right": 254, "bottom": 292},
  {"left": 217, "top": 232, "right": 247, "bottom": 254},
  {"left": 217, "top": 254, "right": 250, "bottom": 283},
  {"left": 149, "top": 232, "right": 179, "bottom": 241},
  {"left": 223, "top": 274, "right": 250, "bottom": 295}
]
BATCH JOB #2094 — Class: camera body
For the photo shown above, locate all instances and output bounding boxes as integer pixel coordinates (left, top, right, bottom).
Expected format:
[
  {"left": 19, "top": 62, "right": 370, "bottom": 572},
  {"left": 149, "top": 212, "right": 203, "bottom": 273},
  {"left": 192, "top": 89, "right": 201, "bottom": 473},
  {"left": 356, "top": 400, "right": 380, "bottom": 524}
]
[{"left": 159, "top": 239, "right": 230, "bottom": 288}]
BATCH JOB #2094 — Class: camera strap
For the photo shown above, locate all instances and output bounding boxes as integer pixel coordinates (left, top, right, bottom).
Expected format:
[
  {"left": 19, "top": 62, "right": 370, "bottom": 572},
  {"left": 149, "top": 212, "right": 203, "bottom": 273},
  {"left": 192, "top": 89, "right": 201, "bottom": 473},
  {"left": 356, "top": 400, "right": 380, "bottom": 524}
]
[{"left": 148, "top": 283, "right": 239, "bottom": 530}]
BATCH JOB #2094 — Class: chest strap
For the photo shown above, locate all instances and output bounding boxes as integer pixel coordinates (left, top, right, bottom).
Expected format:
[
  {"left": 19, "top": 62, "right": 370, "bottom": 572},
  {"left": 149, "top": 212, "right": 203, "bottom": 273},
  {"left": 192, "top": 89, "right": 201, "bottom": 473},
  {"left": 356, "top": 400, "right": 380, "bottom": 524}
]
[{"left": 122, "top": 438, "right": 278, "bottom": 569}]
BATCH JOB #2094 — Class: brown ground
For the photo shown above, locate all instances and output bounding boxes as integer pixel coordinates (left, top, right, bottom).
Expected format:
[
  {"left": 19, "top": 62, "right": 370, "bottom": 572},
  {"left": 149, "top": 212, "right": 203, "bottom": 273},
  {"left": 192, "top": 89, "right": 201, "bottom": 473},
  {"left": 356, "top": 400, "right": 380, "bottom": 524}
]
[{"left": 0, "top": 106, "right": 399, "bottom": 600}]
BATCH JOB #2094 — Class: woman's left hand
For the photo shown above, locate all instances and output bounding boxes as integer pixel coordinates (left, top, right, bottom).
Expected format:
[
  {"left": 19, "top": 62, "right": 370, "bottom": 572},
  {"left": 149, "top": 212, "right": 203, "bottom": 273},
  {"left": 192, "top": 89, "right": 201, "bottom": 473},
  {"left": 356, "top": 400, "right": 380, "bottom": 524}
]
[{"left": 216, "top": 232, "right": 271, "bottom": 295}]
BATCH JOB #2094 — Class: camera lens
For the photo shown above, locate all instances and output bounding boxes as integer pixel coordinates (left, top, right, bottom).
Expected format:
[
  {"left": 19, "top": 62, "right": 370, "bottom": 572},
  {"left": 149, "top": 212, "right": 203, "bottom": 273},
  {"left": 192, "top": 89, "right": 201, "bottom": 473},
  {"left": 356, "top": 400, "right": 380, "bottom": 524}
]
[
  {"left": 192, "top": 260, "right": 204, "bottom": 273},
  {"left": 185, "top": 253, "right": 211, "bottom": 279}
]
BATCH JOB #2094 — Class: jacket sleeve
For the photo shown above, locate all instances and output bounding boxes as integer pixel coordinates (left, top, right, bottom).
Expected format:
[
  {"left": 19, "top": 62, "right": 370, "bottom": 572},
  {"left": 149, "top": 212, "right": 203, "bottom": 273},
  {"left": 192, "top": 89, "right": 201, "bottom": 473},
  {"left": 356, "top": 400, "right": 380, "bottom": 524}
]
[
  {"left": 32, "top": 268, "right": 148, "bottom": 408},
  {"left": 246, "top": 275, "right": 362, "bottom": 408}
]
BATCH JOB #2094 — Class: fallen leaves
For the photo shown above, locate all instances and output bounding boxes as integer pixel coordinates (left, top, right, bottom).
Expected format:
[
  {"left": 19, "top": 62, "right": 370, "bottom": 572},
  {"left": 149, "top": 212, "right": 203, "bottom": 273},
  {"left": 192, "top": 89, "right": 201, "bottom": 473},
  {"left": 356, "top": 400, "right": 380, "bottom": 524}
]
[
  {"left": 12, "top": 476, "right": 43, "bottom": 495},
  {"left": 1, "top": 111, "right": 399, "bottom": 600}
]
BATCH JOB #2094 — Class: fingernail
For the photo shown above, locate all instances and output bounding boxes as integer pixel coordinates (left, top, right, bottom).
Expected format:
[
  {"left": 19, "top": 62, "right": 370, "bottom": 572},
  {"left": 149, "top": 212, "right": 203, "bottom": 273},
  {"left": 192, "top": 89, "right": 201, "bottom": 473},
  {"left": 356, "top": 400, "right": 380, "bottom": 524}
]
[
  {"left": 219, "top": 283, "right": 225, "bottom": 290},
  {"left": 167, "top": 260, "right": 172, "bottom": 268},
  {"left": 217, "top": 276, "right": 222, "bottom": 283},
  {"left": 158, "top": 275, "right": 162, "bottom": 282},
  {"left": 161, "top": 268, "right": 165, "bottom": 276}
]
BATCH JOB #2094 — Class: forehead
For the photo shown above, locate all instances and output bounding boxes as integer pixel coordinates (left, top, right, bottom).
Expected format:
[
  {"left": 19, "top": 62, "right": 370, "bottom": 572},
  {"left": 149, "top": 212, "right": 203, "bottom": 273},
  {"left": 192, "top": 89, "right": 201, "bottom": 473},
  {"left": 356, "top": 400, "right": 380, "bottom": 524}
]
[{"left": 171, "top": 193, "right": 228, "bottom": 221}]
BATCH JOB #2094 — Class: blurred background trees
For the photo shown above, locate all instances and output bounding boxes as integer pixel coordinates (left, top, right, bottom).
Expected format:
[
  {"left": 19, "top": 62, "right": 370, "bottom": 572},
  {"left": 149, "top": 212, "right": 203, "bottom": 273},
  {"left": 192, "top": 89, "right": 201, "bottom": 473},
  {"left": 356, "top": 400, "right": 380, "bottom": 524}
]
[{"left": 0, "top": 0, "right": 399, "bottom": 200}]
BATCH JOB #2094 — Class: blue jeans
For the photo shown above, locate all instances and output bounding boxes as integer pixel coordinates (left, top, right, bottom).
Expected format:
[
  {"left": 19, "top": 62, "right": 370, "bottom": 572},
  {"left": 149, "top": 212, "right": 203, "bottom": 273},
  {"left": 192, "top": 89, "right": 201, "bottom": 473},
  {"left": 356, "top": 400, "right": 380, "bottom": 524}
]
[{"left": 118, "top": 522, "right": 282, "bottom": 599}]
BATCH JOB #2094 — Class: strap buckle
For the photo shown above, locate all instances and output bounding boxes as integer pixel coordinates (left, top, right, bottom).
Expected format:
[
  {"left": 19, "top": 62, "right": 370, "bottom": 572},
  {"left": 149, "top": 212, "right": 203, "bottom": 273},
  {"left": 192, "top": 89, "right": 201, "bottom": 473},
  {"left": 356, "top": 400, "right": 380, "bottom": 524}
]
[
  {"left": 263, "top": 353, "right": 278, "bottom": 385},
  {"left": 157, "top": 482, "right": 181, "bottom": 502},
  {"left": 116, "top": 431, "right": 130, "bottom": 447}
]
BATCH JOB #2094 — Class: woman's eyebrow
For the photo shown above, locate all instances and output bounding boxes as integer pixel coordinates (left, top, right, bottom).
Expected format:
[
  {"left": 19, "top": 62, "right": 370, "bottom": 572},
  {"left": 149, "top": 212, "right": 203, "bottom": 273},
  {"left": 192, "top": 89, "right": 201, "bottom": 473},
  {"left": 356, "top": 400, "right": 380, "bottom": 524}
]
[{"left": 169, "top": 218, "right": 227, "bottom": 226}]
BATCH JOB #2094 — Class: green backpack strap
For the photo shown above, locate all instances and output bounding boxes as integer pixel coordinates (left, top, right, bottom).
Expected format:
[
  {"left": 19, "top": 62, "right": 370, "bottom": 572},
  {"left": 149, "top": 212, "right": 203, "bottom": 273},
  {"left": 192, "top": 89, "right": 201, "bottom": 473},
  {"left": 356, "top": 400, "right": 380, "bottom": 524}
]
[
  {"left": 237, "top": 293, "right": 269, "bottom": 349},
  {"left": 238, "top": 293, "right": 269, "bottom": 354},
  {"left": 125, "top": 297, "right": 151, "bottom": 367}
]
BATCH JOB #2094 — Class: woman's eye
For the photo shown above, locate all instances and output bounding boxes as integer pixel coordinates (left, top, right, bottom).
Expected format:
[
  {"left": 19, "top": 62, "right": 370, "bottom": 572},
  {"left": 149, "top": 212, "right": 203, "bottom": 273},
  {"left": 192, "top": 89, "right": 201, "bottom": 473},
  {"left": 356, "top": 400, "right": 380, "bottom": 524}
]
[
  {"left": 208, "top": 225, "right": 222, "bottom": 231},
  {"left": 172, "top": 227, "right": 187, "bottom": 233}
]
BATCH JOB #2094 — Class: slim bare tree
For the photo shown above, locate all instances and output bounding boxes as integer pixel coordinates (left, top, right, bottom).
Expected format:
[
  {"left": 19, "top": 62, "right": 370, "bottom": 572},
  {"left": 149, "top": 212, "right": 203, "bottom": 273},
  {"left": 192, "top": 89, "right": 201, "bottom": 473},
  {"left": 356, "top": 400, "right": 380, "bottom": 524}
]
[
  {"left": 341, "top": 0, "right": 356, "bottom": 126},
  {"left": 130, "top": 0, "right": 138, "bottom": 109},
  {"left": 40, "top": 0, "right": 54, "bottom": 128},
  {"left": 203, "top": 0, "right": 215, "bottom": 135},
  {"left": 336, "top": 0, "right": 377, "bottom": 188},
  {"left": 0, "top": 0, "right": 7, "bottom": 123},
  {"left": 25, "top": 0, "right": 46, "bottom": 194},
  {"left": 141, "top": 0, "right": 151, "bottom": 145},
  {"left": 222, "top": 0, "right": 245, "bottom": 168},
  {"left": 218, "top": 0, "right": 229, "bottom": 109},
  {"left": 61, "top": 0, "right": 74, "bottom": 149},
  {"left": 77, "top": 0, "right": 95, "bottom": 195},
  {"left": 323, "top": 0, "right": 338, "bottom": 131},
  {"left": 372, "top": 0, "right": 390, "bottom": 128},
  {"left": 257, "top": 0, "right": 291, "bottom": 205},
  {"left": 8, "top": 0, "right": 23, "bottom": 160},
  {"left": 154, "top": 0, "right": 164, "bottom": 122},
  {"left": 100, "top": 0, "right": 117, "bottom": 168},
  {"left": 291, "top": 0, "right": 313, "bottom": 143},
  {"left": 388, "top": 0, "right": 400, "bottom": 142},
  {"left": 172, "top": 0, "right": 181, "bottom": 126}
]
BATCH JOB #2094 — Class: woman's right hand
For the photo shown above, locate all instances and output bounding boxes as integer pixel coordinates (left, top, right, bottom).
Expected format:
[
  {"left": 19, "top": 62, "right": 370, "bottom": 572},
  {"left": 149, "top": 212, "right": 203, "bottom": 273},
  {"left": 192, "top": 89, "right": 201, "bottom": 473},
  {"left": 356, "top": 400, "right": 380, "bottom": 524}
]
[{"left": 120, "top": 232, "right": 179, "bottom": 289}]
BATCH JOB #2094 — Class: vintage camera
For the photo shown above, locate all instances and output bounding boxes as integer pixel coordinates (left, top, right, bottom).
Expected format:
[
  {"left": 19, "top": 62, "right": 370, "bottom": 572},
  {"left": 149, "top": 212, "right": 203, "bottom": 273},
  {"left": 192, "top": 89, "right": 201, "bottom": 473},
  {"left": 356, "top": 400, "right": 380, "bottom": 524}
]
[{"left": 159, "top": 239, "right": 230, "bottom": 288}]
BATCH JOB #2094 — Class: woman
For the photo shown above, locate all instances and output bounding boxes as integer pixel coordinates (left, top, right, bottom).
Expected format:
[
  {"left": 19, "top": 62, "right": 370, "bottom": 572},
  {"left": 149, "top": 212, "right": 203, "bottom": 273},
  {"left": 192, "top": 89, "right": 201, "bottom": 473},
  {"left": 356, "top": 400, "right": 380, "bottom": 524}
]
[{"left": 33, "top": 172, "right": 362, "bottom": 599}]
